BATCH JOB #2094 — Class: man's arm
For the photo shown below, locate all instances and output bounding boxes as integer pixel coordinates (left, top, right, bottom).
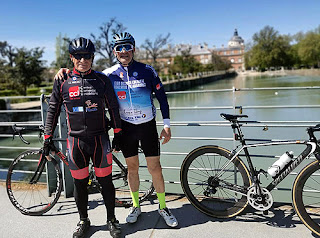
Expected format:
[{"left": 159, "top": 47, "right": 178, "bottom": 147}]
[
  {"left": 147, "top": 66, "right": 171, "bottom": 144},
  {"left": 44, "top": 79, "right": 63, "bottom": 139}
]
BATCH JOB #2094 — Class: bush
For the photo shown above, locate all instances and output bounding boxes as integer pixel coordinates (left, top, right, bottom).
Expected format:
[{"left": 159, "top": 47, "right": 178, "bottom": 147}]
[{"left": 0, "top": 89, "right": 18, "bottom": 97}]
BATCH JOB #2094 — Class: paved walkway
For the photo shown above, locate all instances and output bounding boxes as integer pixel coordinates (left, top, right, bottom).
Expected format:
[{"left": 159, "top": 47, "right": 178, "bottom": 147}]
[{"left": 0, "top": 185, "right": 317, "bottom": 238}]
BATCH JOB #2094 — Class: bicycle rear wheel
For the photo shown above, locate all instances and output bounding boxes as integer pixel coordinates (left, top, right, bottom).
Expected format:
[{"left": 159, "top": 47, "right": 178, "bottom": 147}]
[
  {"left": 112, "top": 154, "right": 154, "bottom": 207},
  {"left": 293, "top": 160, "right": 320, "bottom": 236},
  {"left": 181, "top": 145, "right": 251, "bottom": 218},
  {"left": 6, "top": 149, "right": 62, "bottom": 215}
]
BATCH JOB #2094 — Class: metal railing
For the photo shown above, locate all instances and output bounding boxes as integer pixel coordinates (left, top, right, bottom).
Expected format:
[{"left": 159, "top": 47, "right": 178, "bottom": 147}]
[{"left": 1, "top": 86, "right": 320, "bottom": 201}]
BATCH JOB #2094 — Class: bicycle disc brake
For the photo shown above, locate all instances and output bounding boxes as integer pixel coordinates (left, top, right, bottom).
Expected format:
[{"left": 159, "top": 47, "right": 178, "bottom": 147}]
[{"left": 247, "top": 186, "right": 273, "bottom": 211}]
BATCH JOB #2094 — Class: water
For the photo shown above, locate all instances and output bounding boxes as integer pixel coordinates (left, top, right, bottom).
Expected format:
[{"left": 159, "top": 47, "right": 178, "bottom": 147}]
[
  {"left": 155, "top": 74, "right": 320, "bottom": 202},
  {"left": 1, "top": 74, "right": 320, "bottom": 203}
]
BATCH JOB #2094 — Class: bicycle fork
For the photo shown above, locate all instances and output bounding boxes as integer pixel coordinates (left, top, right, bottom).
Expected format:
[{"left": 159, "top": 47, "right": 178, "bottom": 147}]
[{"left": 29, "top": 153, "right": 47, "bottom": 184}]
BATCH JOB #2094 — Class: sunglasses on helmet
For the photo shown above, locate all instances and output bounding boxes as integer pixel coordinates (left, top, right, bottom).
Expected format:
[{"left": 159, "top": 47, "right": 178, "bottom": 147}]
[
  {"left": 114, "top": 44, "right": 134, "bottom": 52},
  {"left": 73, "top": 54, "right": 93, "bottom": 60}
]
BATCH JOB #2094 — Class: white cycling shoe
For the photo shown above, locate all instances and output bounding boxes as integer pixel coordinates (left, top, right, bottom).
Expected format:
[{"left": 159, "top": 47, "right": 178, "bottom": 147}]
[
  {"left": 126, "top": 206, "right": 141, "bottom": 224},
  {"left": 158, "top": 207, "right": 178, "bottom": 227}
]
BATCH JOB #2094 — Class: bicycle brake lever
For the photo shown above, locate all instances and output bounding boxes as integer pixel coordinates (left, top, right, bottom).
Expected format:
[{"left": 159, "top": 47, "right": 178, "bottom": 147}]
[{"left": 19, "top": 133, "right": 30, "bottom": 145}]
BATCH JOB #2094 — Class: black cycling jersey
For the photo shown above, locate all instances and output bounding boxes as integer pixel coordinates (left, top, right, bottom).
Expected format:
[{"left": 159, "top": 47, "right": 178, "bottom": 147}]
[{"left": 44, "top": 68, "right": 121, "bottom": 138}]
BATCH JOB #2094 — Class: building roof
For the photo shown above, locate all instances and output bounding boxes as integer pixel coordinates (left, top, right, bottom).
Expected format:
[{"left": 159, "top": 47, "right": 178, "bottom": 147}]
[{"left": 228, "top": 29, "right": 244, "bottom": 47}]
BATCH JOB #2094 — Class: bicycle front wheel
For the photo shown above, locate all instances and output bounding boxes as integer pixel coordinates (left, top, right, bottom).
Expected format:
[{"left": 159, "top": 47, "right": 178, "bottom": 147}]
[
  {"left": 293, "top": 160, "right": 320, "bottom": 236},
  {"left": 6, "top": 149, "right": 63, "bottom": 215},
  {"left": 181, "top": 145, "right": 251, "bottom": 218}
]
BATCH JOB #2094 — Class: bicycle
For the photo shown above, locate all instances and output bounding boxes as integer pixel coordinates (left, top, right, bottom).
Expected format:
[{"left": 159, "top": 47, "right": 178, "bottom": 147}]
[
  {"left": 6, "top": 125, "right": 154, "bottom": 216},
  {"left": 181, "top": 113, "right": 320, "bottom": 236}
]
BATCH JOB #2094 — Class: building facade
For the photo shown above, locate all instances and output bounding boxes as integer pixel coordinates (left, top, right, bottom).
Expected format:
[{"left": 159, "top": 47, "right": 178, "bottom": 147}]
[
  {"left": 137, "top": 29, "right": 245, "bottom": 73},
  {"left": 214, "top": 29, "right": 245, "bottom": 71}
]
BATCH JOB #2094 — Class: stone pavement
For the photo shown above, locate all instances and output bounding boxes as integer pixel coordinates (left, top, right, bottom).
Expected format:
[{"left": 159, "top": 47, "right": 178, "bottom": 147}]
[{"left": 0, "top": 185, "right": 317, "bottom": 238}]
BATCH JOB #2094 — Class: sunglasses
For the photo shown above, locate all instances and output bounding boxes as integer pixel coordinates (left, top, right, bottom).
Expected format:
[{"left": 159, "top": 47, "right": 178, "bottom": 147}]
[
  {"left": 114, "top": 44, "right": 134, "bottom": 52},
  {"left": 73, "top": 54, "right": 93, "bottom": 60}
]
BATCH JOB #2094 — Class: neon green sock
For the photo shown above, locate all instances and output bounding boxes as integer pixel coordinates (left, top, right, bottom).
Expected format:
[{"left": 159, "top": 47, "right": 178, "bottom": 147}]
[
  {"left": 130, "top": 191, "right": 140, "bottom": 208},
  {"left": 156, "top": 192, "right": 166, "bottom": 210}
]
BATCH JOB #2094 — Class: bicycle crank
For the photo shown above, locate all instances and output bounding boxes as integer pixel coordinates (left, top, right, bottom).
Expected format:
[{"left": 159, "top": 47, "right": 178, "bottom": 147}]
[{"left": 247, "top": 186, "right": 273, "bottom": 211}]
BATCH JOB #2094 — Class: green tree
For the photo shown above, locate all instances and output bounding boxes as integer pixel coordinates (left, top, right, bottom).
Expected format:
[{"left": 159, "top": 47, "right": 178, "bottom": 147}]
[
  {"left": 246, "top": 26, "right": 292, "bottom": 70},
  {"left": 297, "top": 32, "right": 320, "bottom": 67},
  {"left": 170, "top": 48, "right": 201, "bottom": 74},
  {"left": 9, "top": 47, "right": 45, "bottom": 95},
  {"left": 91, "top": 17, "right": 126, "bottom": 68},
  {"left": 0, "top": 41, "right": 15, "bottom": 67},
  {"left": 210, "top": 53, "right": 232, "bottom": 71},
  {"left": 53, "top": 33, "right": 73, "bottom": 69}
]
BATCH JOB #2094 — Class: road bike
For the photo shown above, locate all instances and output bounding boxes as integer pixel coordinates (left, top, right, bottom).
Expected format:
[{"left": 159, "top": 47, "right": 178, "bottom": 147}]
[
  {"left": 6, "top": 125, "right": 154, "bottom": 216},
  {"left": 181, "top": 113, "right": 320, "bottom": 236}
]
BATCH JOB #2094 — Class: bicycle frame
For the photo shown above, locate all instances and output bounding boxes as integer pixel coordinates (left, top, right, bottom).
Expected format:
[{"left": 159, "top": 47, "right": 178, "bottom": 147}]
[{"left": 215, "top": 118, "right": 320, "bottom": 194}]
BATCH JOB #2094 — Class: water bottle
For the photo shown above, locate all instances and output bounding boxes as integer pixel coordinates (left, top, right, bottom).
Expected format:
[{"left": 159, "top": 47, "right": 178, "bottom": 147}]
[{"left": 268, "top": 151, "right": 294, "bottom": 177}]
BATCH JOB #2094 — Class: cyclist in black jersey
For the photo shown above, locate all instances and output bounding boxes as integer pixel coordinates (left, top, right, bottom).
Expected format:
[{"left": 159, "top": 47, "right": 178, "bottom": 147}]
[
  {"left": 44, "top": 37, "right": 122, "bottom": 238},
  {"left": 55, "top": 32, "right": 178, "bottom": 228}
]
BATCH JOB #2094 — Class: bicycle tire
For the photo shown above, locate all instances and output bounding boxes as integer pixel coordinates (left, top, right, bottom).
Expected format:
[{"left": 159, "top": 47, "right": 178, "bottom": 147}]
[
  {"left": 6, "top": 149, "right": 63, "bottom": 216},
  {"left": 112, "top": 154, "right": 154, "bottom": 206},
  {"left": 181, "top": 145, "right": 251, "bottom": 218},
  {"left": 293, "top": 160, "right": 320, "bottom": 236}
]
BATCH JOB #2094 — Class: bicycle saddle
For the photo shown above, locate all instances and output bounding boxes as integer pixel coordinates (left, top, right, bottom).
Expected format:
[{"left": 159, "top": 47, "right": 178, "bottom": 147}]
[{"left": 220, "top": 113, "right": 248, "bottom": 121}]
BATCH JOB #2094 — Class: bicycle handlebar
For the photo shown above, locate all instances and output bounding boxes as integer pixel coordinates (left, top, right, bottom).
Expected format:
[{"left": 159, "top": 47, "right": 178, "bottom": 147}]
[{"left": 12, "top": 124, "right": 44, "bottom": 145}]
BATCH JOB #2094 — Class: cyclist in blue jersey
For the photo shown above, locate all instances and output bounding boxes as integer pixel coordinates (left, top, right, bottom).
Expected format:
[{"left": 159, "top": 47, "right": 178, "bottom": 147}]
[
  {"left": 55, "top": 32, "right": 178, "bottom": 228},
  {"left": 45, "top": 37, "right": 122, "bottom": 238}
]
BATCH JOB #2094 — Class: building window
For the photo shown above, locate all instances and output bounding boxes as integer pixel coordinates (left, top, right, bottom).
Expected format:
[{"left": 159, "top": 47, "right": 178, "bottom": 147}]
[
  {"left": 223, "top": 51, "right": 226, "bottom": 55},
  {"left": 238, "top": 58, "right": 242, "bottom": 63},
  {"left": 230, "top": 58, "right": 235, "bottom": 63}
]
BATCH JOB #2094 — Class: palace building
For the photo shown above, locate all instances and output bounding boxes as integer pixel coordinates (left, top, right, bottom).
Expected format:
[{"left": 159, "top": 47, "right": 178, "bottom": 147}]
[
  {"left": 213, "top": 29, "right": 245, "bottom": 71},
  {"left": 137, "top": 29, "right": 245, "bottom": 73}
]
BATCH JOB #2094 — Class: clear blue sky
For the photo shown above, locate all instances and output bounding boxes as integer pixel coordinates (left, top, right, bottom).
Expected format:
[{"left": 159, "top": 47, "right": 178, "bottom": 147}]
[{"left": 1, "top": 0, "right": 319, "bottom": 66}]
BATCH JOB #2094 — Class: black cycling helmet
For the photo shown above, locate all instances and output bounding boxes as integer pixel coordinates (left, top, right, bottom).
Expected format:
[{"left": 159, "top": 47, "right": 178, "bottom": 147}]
[
  {"left": 69, "top": 37, "right": 95, "bottom": 55},
  {"left": 112, "top": 32, "right": 135, "bottom": 48}
]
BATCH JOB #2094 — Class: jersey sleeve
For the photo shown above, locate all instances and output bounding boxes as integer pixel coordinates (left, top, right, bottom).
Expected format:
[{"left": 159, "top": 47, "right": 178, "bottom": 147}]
[
  {"left": 103, "top": 75, "right": 122, "bottom": 130},
  {"left": 44, "top": 79, "right": 63, "bottom": 138},
  {"left": 147, "top": 65, "right": 170, "bottom": 120}
]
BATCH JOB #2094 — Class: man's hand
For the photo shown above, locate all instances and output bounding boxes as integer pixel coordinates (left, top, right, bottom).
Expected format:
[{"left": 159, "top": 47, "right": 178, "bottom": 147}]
[
  {"left": 54, "top": 68, "right": 70, "bottom": 80},
  {"left": 43, "top": 137, "right": 55, "bottom": 160},
  {"left": 112, "top": 131, "right": 122, "bottom": 152},
  {"left": 159, "top": 127, "right": 171, "bottom": 145}
]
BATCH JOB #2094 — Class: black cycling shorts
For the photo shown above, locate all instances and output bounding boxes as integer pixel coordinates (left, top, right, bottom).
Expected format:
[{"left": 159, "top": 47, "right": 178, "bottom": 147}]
[
  {"left": 120, "top": 118, "right": 160, "bottom": 158},
  {"left": 66, "top": 133, "right": 113, "bottom": 179}
]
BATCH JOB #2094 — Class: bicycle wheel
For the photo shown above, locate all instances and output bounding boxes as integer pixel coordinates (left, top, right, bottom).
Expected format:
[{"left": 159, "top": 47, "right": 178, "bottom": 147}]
[
  {"left": 6, "top": 149, "right": 63, "bottom": 215},
  {"left": 293, "top": 160, "right": 320, "bottom": 236},
  {"left": 181, "top": 145, "right": 251, "bottom": 218},
  {"left": 112, "top": 154, "right": 154, "bottom": 206}
]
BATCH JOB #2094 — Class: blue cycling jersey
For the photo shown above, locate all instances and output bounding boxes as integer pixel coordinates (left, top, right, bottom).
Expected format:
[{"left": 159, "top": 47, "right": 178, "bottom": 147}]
[{"left": 103, "top": 60, "right": 170, "bottom": 125}]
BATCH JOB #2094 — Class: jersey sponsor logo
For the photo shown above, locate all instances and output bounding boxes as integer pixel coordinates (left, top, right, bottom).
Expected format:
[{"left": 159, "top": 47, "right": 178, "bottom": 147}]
[
  {"left": 85, "top": 100, "right": 98, "bottom": 112},
  {"left": 73, "top": 106, "right": 83, "bottom": 112},
  {"left": 117, "top": 91, "right": 126, "bottom": 100},
  {"left": 133, "top": 72, "right": 138, "bottom": 77},
  {"left": 120, "top": 72, "right": 124, "bottom": 79},
  {"left": 126, "top": 79, "right": 146, "bottom": 88},
  {"left": 72, "top": 77, "right": 77, "bottom": 81},
  {"left": 69, "top": 86, "right": 80, "bottom": 99},
  {"left": 156, "top": 83, "right": 162, "bottom": 90}
]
